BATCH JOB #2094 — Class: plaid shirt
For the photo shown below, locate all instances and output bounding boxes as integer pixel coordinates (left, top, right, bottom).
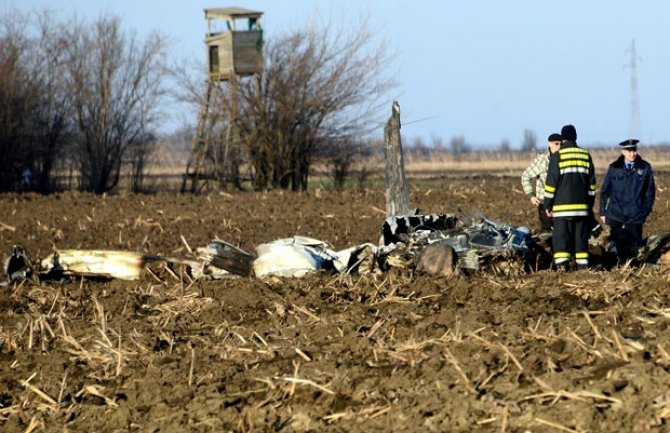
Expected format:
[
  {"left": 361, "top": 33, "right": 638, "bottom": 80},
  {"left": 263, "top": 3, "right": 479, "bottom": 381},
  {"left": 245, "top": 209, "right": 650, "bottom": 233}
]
[{"left": 521, "top": 150, "right": 550, "bottom": 200}]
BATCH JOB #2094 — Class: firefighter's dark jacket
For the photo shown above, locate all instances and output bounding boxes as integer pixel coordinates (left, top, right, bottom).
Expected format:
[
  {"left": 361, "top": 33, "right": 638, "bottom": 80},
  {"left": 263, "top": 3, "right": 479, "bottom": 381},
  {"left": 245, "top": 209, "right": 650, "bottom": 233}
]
[
  {"left": 599, "top": 155, "right": 655, "bottom": 225},
  {"left": 543, "top": 141, "right": 596, "bottom": 218}
]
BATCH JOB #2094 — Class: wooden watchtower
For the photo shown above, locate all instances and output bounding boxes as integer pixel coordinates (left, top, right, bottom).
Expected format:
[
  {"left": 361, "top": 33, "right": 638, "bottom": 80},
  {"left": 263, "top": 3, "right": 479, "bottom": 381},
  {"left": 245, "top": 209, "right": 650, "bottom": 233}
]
[{"left": 182, "top": 7, "right": 264, "bottom": 193}]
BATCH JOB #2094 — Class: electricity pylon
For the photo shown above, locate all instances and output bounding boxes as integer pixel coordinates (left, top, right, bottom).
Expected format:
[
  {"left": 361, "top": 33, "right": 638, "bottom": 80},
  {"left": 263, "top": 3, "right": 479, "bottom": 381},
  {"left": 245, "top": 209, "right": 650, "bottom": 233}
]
[{"left": 625, "top": 39, "right": 642, "bottom": 140}]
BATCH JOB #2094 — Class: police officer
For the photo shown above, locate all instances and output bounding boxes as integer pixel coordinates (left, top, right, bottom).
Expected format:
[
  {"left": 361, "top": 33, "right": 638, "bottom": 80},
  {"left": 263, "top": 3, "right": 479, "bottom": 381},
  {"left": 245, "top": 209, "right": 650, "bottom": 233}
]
[
  {"left": 544, "top": 124, "right": 597, "bottom": 271},
  {"left": 599, "top": 139, "right": 656, "bottom": 262}
]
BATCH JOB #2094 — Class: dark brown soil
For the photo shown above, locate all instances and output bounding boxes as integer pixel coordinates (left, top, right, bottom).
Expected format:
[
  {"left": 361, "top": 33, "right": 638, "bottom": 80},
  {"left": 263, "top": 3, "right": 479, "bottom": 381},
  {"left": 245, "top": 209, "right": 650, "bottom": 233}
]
[{"left": 1, "top": 175, "right": 669, "bottom": 432}]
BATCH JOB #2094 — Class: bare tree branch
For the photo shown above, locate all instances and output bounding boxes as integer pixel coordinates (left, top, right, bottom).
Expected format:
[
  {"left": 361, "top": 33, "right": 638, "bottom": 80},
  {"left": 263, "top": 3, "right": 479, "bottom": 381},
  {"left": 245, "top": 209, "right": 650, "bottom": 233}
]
[
  {"left": 236, "top": 14, "right": 396, "bottom": 190},
  {"left": 64, "top": 14, "right": 170, "bottom": 193}
]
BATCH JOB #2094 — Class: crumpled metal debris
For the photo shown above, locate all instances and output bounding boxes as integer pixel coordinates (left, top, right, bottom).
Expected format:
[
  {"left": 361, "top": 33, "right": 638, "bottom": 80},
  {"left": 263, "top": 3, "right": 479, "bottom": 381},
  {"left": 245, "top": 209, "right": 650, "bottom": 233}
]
[
  {"left": 333, "top": 243, "right": 382, "bottom": 275},
  {"left": 196, "top": 240, "right": 256, "bottom": 278},
  {"left": 248, "top": 213, "right": 539, "bottom": 278},
  {"left": 380, "top": 213, "right": 535, "bottom": 272},
  {"left": 2, "top": 245, "right": 33, "bottom": 285},
  {"left": 253, "top": 236, "right": 341, "bottom": 278},
  {"left": 381, "top": 213, "right": 460, "bottom": 246},
  {"left": 637, "top": 232, "right": 670, "bottom": 268},
  {"left": 252, "top": 237, "right": 388, "bottom": 278},
  {"left": 40, "top": 250, "right": 159, "bottom": 281},
  {"left": 4, "top": 215, "right": 669, "bottom": 284}
]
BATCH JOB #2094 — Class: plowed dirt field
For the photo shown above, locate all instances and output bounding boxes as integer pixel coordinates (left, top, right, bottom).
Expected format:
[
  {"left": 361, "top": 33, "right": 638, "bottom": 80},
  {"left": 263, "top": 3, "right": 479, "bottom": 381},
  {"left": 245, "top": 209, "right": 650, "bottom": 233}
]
[{"left": 1, "top": 174, "right": 670, "bottom": 432}]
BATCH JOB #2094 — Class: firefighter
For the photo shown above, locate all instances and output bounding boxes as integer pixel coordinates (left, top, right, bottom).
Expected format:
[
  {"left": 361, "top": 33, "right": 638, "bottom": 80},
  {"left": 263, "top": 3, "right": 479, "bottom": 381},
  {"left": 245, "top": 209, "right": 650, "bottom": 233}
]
[{"left": 543, "top": 124, "right": 596, "bottom": 271}]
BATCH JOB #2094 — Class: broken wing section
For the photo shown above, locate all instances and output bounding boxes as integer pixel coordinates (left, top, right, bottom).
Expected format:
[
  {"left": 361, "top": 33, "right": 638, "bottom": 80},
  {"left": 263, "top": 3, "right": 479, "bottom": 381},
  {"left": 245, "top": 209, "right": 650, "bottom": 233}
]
[{"left": 39, "top": 250, "right": 158, "bottom": 281}]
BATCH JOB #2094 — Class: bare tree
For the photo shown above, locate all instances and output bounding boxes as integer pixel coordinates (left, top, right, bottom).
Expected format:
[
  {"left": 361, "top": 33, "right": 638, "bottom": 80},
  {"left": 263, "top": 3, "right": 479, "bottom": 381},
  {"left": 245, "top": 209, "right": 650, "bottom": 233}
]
[
  {"left": 499, "top": 138, "right": 511, "bottom": 153},
  {"left": 431, "top": 134, "right": 445, "bottom": 152},
  {"left": 26, "top": 11, "right": 75, "bottom": 193},
  {"left": 321, "top": 137, "right": 363, "bottom": 190},
  {"left": 0, "top": 10, "right": 171, "bottom": 194},
  {"left": 0, "top": 12, "right": 37, "bottom": 192},
  {"left": 521, "top": 129, "right": 537, "bottom": 152},
  {"left": 64, "top": 15, "right": 170, "bottom": 193},
  {"left": 126, "top": 131, "right": 157, "bottom": 193},
  {"left": 409, "top": 136, "right": 431, "bottom": 157},
  {"left": 235, "top": 16, "right": 395, "bottom": 191},
  {"left": 450, "top": 136, "right": 470, "bottom": 156}
]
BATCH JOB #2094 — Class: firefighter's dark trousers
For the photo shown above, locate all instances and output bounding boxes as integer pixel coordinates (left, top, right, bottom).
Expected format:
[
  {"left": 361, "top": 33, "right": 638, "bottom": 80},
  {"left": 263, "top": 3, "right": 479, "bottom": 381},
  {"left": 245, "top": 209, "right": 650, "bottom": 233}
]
[{"left": 552, "top": 217, "right": 590, "bottom": 270}]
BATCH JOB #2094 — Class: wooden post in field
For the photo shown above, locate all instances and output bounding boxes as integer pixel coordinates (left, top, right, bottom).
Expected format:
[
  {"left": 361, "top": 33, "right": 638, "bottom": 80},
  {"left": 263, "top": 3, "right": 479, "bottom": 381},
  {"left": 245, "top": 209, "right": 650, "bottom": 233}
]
[{"left": 384, "top": 101, "right": 411, "bottom": 216}]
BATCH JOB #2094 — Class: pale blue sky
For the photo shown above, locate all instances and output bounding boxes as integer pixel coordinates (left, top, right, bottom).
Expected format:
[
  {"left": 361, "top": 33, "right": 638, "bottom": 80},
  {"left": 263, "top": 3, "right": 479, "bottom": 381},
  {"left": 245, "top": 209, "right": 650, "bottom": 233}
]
[{"left": 5, "top": 0, "right": 670, "bottom": 148}]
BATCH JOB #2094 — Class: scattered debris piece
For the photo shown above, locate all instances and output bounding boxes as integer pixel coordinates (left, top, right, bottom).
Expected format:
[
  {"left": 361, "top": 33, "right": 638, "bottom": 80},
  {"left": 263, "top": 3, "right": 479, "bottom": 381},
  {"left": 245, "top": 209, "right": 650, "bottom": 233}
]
[
  {"left": 2, "top": 245, "right": 33, "bottom": 285},
  {"left": 332, "top": 243, "right": 381, "bottom": 275},
  {"left": 39, "top": 250, "right": 159, "bottom": 281},
  {"left": 196, "top": 240, "right": 256, "bottom": 277},
  {"left": 253, "top": 236, "right": 339, "bottom": 278},
  {"left": 381, "top": 213, "right": 459, "bottom": 246},
  {"left": 380, "top": 213, "right": 535, "bottom": 272}
]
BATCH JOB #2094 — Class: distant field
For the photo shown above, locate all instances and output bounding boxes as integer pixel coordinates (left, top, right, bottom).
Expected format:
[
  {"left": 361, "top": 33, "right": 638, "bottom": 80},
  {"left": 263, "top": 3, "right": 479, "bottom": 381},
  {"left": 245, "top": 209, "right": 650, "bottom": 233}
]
[
  {"left": 390, "top": 147, "right": 669, "bottom": 177},
  {"left": 132, "top": 146, "right": 670, "bottom": 192}
]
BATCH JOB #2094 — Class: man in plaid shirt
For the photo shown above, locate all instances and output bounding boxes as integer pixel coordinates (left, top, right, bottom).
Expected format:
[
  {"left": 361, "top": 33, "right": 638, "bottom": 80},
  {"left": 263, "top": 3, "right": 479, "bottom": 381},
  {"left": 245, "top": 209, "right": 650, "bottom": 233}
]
[{"left": 521, "top": 133, "right": 562, "bottom": 232}]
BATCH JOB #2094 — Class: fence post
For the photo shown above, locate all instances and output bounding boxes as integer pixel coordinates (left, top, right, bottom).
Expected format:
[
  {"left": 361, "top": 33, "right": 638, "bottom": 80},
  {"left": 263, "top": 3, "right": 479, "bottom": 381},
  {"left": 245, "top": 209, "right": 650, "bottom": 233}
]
[{"left": 384, "top": 101, "right": 412, "bottom": 217}]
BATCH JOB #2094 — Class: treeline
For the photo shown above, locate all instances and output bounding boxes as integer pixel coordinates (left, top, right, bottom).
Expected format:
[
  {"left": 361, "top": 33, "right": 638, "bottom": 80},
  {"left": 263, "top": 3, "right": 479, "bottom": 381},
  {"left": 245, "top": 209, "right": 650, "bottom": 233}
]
[
  {"left": 0, "top": 11, "right": 169, "bottom": 193},
  {"left": 405, "top": 129, "right": 541, "bottom": 157},
  {"left": 12, "top": 9, "right": 618, "bottom": 194},
  {"left": 1, "top": 9, "right": 395, "bottom": 194}
]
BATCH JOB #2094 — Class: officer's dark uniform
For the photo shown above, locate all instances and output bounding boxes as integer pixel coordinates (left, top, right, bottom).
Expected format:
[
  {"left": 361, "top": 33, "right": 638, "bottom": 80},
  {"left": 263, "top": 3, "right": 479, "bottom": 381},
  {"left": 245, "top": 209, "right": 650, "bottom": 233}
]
[
  {"left": 544, "top": 125, "right": 596, "bottom": 270},
  {"left": 599, "top": 139, "right": 655, "bottom": 261}
]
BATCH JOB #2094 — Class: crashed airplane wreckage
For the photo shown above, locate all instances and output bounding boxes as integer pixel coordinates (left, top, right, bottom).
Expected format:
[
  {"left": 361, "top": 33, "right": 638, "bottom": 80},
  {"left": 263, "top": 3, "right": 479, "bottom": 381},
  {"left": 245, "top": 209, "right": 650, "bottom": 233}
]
[
  {"left": 0, "top": 213, "right": 540, "bottom": 282},
  {"left": 255, "top": 213, "right": 540, "bottom": 278},
  {"left": 0, "top": 213, "right": 526, "bottom": 282},
  {"left": 3, "top": 214, "right": 670, "bottom": 284}
]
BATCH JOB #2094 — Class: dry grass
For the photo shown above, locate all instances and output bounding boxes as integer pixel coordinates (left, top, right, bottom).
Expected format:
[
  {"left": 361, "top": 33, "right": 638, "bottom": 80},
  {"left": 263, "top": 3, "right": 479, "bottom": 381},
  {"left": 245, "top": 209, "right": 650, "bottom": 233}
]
[
  {"left": 50, "top": 145, "right": 669, "bottom": 193},
  {"left": 402, "top": 147, "right": 670, "bottom": 176}
]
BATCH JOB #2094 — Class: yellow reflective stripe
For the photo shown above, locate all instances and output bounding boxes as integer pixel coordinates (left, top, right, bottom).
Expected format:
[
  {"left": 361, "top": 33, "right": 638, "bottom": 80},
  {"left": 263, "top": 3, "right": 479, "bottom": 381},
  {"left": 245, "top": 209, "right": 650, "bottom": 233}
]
[
  {"left": 544, "top": 185, "right": 556, "bottom": 192},
  {"left": 559, "top": 160, "right": 591, "bottom": 168},
  {"left": 590, "top": 184, "right": 597, "bottom": 191},
  {"left": 575, "top": 252, "right": 589, "bottom": 259},
  {"left": 560, "top": 148, "right": 589, "bottom": 155},
  {"left": 552, "top": 204, "right": 589, "bottom": 211},
  {"left": 560, "top": 153, "right": 590, "bottom": 160},
  {"left": 554, "top": 252, "right": 571, "bottom": 259}
]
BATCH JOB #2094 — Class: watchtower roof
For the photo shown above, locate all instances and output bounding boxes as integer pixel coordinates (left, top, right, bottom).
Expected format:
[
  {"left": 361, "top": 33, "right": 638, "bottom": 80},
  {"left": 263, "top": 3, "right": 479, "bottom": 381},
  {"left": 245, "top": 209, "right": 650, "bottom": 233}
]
[{"left": 204, "top": 7, "right": 263, "bottom": 20}]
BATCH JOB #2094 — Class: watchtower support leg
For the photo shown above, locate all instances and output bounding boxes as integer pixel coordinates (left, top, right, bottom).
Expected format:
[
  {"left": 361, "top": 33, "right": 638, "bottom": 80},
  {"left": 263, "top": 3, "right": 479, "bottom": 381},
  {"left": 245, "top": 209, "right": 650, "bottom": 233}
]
[{"left": 182, "top": 82, "right": 215, "bottom": 193}]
